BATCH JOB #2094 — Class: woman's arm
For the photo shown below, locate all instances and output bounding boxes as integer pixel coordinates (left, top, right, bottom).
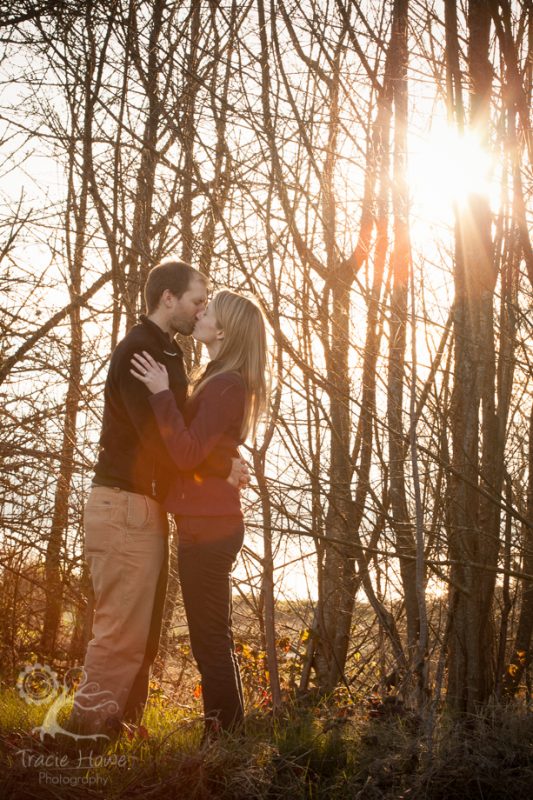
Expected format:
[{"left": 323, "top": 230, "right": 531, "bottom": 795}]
[{"left": 131, "top": 351, "right": 245, "bottom": 471}]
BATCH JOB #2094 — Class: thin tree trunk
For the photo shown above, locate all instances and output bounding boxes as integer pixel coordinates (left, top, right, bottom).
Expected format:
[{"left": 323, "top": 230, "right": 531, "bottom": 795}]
[
  {"left": 387, "top": 0, "right": 420, "bottom": 659},
  {"left": 154, "top": 523, "right": 180, "bottom": 680},
  {"left": 40, "top": 8, "right": 95, "bottom": 657},
  {"left": 447, "top": 0, "right": 498, "bottom": 712},
  {"left": 313, "top": 37, "right": 358, "bottom": 692},
  {"left": 504, "top": 402, "right": 533, "bottom": 696},
  {"left": 124, "top": 0, "right": 164, "bottom": 327},
  {"left": 180, "top": 2, "right": 201, "bottom": 265},
  {"left": 69, "top": 565, "right": 94, "bottom": 663},
  {"left": 253, "top": 450, "right": 282, "bottom": 710}
]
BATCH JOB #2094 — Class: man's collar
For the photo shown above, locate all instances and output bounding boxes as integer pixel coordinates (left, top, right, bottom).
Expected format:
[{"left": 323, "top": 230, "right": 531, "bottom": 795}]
[{"left": 139, "top": 314, "right": 183, "bottom": 355}]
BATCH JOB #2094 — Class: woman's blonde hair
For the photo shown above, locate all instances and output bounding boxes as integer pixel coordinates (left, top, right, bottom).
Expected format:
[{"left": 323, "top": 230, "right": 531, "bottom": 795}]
[{"left": 191, "top": 290, "right": 269, "bottom": 440}]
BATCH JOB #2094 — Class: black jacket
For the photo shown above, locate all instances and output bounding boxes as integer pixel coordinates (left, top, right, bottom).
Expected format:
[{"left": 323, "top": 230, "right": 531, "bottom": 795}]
[{"left": 93, "top": 316, "right": 230, "bottom": 500}]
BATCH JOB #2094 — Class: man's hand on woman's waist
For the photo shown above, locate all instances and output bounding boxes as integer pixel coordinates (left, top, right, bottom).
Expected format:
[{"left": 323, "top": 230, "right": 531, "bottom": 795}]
[{"left": 227, "top": 457, "right": 250, "bottom": 490}]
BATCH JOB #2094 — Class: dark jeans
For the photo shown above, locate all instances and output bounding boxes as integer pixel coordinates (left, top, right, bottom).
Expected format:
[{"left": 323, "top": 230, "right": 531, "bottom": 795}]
[{"left": 176, "top": 515, "right": 245, "bottom": 733}]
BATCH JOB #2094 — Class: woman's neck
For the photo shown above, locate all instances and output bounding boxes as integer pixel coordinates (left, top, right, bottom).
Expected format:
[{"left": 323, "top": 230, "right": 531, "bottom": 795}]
[{"left": 207, "top": 341, "right": 222, "bottom": 360}]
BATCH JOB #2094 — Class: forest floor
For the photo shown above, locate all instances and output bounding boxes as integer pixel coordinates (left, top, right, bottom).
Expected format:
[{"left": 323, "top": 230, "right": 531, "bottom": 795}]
[{"left": 0, "top": 685, "right": 532, "bottom": 800}]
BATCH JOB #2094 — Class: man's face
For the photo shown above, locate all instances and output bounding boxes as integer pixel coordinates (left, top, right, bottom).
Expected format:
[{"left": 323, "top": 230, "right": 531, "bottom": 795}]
[{"left": 168, "top": 277, "right": 207, "bottom": 336}]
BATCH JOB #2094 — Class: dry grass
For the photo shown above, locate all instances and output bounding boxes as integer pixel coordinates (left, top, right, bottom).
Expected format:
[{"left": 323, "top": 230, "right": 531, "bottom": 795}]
[{"left": 1, "top": 687, "right": 532, "bottom": 799}]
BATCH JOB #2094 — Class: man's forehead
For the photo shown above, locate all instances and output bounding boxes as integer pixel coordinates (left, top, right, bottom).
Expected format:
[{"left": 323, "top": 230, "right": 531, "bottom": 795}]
[{"left": 185, "top": 278, "right": 207, "bottom": 300}]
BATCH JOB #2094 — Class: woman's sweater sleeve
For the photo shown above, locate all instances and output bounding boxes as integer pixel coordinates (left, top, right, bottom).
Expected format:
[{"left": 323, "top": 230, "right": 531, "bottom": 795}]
[{"left": 148, "top": 376, "right": 245, "bottom": 471}]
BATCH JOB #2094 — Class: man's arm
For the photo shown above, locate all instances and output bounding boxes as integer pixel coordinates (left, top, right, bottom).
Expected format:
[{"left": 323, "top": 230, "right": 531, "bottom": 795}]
[{"left": 114, "top": 345, "right": 169, "bottom": 457}]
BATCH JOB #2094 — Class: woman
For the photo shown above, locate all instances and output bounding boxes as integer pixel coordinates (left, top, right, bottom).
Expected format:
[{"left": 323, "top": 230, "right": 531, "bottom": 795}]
[{"left": 130, "top": 289, "right": 268, "bottom": 741}]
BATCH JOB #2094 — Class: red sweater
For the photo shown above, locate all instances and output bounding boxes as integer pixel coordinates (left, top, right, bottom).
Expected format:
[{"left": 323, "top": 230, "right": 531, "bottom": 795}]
[{"left": 149, "top": 371, "right": 245, "bottom": 516}]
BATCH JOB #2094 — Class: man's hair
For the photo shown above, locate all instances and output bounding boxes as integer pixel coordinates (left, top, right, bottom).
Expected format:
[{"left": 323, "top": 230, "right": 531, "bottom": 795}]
[{"left": 144, "top": 260, "right": 206, "bottom": 313}]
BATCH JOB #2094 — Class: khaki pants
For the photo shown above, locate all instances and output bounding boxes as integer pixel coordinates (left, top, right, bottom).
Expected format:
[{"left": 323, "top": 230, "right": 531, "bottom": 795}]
[{"left": 70, "top": 486, "right": 169, "bottom": 736}]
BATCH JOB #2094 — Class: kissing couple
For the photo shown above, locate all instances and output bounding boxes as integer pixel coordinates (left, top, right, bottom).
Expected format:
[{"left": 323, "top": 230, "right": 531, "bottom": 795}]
[{"left": 69, "top": 260, "right": 269, "bottom": 745}]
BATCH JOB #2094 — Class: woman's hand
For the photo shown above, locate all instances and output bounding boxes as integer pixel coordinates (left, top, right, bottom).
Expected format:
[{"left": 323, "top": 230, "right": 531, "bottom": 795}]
[{"left": 130, "top": 351, "right": 169, "bottom": 394}]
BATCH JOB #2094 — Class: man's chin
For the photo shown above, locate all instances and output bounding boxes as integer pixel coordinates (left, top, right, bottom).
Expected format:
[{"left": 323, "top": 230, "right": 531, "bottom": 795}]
[{"left": 174, "top": 323, "right": 195, "bottom": 337}]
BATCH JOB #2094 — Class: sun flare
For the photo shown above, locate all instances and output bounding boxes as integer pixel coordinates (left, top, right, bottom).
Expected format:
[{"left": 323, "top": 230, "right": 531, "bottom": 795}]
[{"left": 409, "top": 121, "right": 494, "bottom": 223}]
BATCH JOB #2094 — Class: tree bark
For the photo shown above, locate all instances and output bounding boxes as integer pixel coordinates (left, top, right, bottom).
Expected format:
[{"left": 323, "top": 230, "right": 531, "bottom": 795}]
[
  {"left": 447, "top": 0, "right": 498, "bottom": 712},
  {"left": 124, "top": 0, "right": 165, "bottom": 326},
  {"left": 386, "top": 0, "right": 420, "bottom": 658},
  {"left": 40, "top": 6, "right": 95, "bottom": 657}
]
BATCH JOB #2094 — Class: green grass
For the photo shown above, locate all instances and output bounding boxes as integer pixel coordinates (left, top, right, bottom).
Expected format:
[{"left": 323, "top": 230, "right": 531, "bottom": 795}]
[{"left": 1, "top": 688, "right": 532, "bottom": 799}]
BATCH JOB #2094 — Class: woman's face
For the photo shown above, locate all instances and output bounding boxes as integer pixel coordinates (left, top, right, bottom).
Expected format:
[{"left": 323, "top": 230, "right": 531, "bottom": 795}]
[{"left": 193, "top": 301, "right": 224, "bottom": 348}]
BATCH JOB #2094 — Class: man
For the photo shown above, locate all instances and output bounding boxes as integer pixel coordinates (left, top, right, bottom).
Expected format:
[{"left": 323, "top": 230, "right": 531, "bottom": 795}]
[{"left": 69, "top": 260, "right": 248, "bottom": 738}]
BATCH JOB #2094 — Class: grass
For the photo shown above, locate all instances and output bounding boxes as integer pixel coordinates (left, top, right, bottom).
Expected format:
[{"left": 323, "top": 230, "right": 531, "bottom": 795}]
[{"left": 1, "top": 687, "right": 532, "bottom": 799}]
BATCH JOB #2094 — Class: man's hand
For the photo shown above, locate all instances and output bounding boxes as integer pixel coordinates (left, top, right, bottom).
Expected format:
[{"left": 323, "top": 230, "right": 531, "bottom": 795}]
[{"left": 227, "top": 457, "right": 250, "bottom": 490}]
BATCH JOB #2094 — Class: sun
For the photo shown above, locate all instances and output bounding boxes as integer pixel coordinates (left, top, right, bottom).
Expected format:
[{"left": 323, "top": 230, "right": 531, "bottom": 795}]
[{"left": 409, "top": 120, "right": 494, "bottom": 224}]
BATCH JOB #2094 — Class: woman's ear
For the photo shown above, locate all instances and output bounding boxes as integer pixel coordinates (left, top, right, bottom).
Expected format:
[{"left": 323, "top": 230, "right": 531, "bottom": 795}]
[{"left": 216, "top": 328, "right": 225, "bottom": 341}]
